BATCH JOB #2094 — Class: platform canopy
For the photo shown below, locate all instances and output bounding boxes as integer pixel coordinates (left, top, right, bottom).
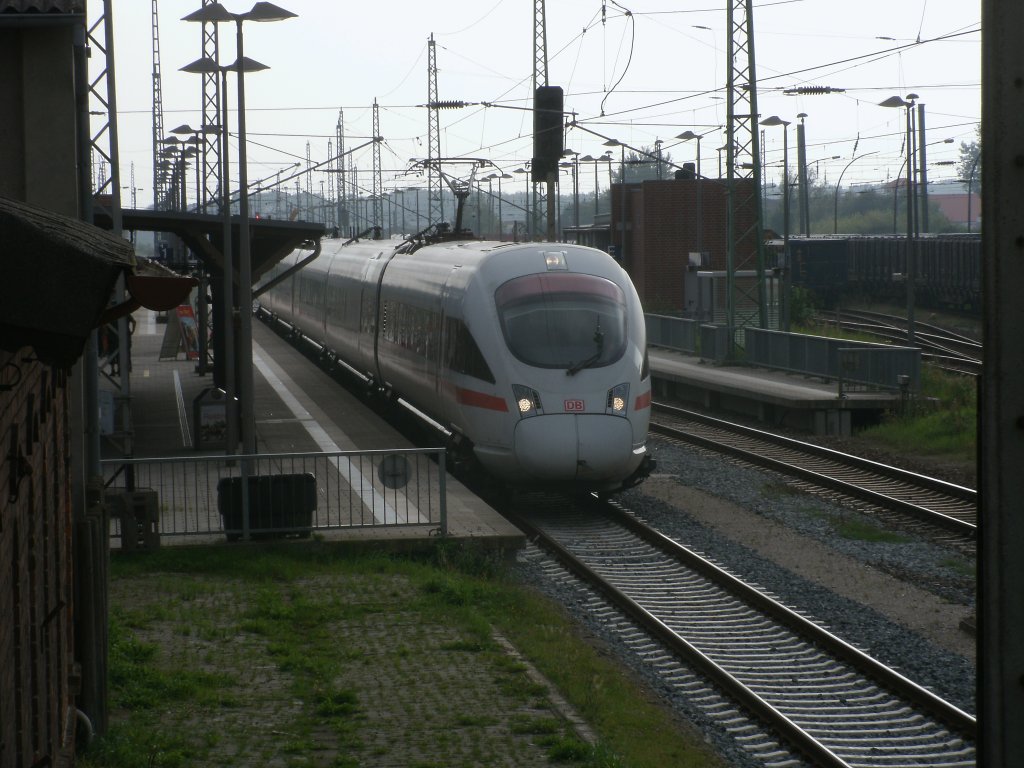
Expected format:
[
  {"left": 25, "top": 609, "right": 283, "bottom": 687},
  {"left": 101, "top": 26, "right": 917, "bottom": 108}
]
[{"left": 93, "top": 208, "right": 325, "bottom": 285}]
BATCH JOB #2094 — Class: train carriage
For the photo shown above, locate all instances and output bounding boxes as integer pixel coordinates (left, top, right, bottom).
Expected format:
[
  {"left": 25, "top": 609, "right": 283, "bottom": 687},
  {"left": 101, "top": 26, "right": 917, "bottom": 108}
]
[
  {"left": 260, "top": 235, "right": 653, "bottom": 494},
  {"left": 784, "top": 234, "right": 981, "bottom": 312}
]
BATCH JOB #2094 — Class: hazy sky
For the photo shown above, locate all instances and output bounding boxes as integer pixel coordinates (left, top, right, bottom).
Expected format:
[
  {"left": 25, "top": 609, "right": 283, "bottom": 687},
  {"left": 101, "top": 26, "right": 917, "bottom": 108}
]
[{"left": 105, "top": 0, "right": 981, "bottom": 207}]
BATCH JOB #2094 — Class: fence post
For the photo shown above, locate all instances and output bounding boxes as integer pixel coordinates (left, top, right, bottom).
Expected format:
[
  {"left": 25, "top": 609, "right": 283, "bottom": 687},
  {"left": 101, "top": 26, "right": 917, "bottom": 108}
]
[
  {"left": 240, "top": 456, "right": 252, "bottom": 541},
  {"left": 438, "top": 451, "right": 448, "bottom": 536}
]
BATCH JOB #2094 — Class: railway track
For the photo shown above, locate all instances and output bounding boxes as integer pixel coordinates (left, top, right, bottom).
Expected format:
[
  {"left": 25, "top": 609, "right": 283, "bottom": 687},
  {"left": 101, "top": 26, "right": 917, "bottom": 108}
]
[
  {"left": 650, "top": 402, "right": 977, "bottom": 548},
  {"left": 508, "top": 495, "right": 976, "bottom": 767},
  {"left": 817, "top": 308, "right": 982, "bottom": 375}
]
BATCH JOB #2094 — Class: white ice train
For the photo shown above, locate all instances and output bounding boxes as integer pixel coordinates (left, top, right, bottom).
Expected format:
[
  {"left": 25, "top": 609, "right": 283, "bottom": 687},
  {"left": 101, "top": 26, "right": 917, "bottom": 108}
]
[{"left": 258, "top": 233, "right": 653, "bottom": 494}]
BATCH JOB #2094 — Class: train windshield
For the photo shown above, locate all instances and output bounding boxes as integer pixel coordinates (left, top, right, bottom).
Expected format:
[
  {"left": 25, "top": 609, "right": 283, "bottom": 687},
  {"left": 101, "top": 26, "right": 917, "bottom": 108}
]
[{"left": 495, "top": 273, "right": 627, "bottom": 370}]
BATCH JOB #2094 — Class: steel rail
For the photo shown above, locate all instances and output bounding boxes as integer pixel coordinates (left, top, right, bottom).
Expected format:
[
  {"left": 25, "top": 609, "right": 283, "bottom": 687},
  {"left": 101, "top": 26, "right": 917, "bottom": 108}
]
[
  {"left": 604, "top": 501, "right": 978, "bottom": 738},
  {"left": 509, "top": 510, "right": 857, "bottom": 768},
  {"left": 651, "top": 403, "right": 977, "bottom": 537}
]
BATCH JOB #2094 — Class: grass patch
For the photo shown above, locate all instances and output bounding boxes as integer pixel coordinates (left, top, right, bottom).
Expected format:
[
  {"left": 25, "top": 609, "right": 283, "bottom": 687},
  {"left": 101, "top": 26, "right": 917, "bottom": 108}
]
[
  {"left": 859, "top": 406, "right": 976, "bottom": 462},
  {"left": 835, "top": 517, "right": 910, "bottom": 543},
  {"left": 795, "top": 317, "right": 978, "bottom": 464},
  {"left": 761, "top": 481, "right": 803, "bottom": 499},
  {"left": 82, "top": 541, "right": 725, "bottom": 768},
  {"left": 940, "top": 557, "right": 975, "bottom": 578}
]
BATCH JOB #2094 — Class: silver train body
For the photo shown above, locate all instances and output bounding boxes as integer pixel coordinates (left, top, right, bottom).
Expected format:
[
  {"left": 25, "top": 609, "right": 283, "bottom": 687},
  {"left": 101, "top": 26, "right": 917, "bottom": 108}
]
[{"left": 259, "top": 237, "right": 653, "bottom": 494}]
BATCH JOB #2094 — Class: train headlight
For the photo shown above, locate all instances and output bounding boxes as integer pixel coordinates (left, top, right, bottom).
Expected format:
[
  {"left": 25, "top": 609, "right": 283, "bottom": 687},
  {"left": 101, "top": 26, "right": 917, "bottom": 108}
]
[
  {"left": 543, "top": 251, "right": 568, "bottom": 270},
  {"left": 606, "top": 383, "right": 629, "bottom": 415},
  {"left": 512, "top": 384, "right": 543, "bottom": 418}
]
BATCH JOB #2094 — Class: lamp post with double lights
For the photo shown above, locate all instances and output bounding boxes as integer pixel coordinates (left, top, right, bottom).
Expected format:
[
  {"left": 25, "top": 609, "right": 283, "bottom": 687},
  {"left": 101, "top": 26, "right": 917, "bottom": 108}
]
[
  {"left": 879, "top": 93, "right": 919, "bottom": 345},
  {"left": 603, "top": 138, "right": 627, "bottom": 262},
  {"left": 180, "top": 54, "right": 262, "bottom": 453},
  {"left": 577, "top": 152, "right": 612, "bottom": 219},
  {"left": 759, "top": 116, "right": 791, "bottom": 330},
  {"left": 160, "top": 136, "right": 199, "bottom": 211},
  {"left": 170, "top": 124, "right": 211, "bottom": 211},
  {"left": 183, "top": 1, "right": 296, "bottom": 456},
  {"left": 560, "top": 150, "right": 580, "bottom": 233},
  {"left": 483, "top": 173, "right": 512, "bottom": 240}
]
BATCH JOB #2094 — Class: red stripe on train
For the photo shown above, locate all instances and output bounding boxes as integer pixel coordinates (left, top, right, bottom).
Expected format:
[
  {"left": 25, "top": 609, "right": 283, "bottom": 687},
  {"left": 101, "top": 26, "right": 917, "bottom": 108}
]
[
  {"left": 634, "top": 390, "right": 651, "bottom": 410},
  {"left": 455, "top": 387, "right": 509, "bottom": 412}
]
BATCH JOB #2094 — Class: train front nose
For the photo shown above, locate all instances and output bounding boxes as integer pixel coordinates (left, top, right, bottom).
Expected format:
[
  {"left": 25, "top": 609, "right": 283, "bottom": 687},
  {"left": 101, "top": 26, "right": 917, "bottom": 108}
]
[{"left": 513, "top": 414, "right": 641, "bottom": 483}]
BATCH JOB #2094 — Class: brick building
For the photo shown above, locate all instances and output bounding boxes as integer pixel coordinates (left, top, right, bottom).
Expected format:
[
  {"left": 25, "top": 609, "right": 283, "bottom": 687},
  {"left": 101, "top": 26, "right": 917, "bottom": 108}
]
[
  {"left": 1, "top": 197, "right": 135, "bottom": 768},
  {"left": 605, "top": 177, "right": 760, "bottom": 316},
  {"left": 1, "top": 4, "right": 151, "bottom": 766}
]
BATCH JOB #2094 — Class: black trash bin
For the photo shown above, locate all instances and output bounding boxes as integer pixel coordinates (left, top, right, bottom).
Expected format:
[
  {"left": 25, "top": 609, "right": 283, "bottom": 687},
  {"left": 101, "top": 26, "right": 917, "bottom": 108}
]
[{"left": 217, "top": 473, "right": 316, "bottom": 541}]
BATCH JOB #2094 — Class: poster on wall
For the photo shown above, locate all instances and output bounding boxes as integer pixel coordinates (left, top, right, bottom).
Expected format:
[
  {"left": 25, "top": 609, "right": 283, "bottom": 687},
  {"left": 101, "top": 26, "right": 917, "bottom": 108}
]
[{"left": 175, "top": 305, "right": 200, "bottom": 360}]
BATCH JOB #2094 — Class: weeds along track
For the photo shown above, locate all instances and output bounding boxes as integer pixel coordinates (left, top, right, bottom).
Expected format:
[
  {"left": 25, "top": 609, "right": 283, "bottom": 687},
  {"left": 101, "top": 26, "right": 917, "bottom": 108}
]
[
  {"left": 506, "top": 494, "right": 977, "bottom": 768},
  {"left": 650, "top": 403, "right": 976, "bottom": 552}
]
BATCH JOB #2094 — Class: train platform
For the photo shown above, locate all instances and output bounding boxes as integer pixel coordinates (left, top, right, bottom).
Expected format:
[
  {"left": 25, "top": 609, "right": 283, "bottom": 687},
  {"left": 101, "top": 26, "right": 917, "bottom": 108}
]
[
  {"left": 648, "top": 347, "right": 900, "bottom": 436},
  {"left": 101, "top": 309, "right": 525, "bottom": 551}
]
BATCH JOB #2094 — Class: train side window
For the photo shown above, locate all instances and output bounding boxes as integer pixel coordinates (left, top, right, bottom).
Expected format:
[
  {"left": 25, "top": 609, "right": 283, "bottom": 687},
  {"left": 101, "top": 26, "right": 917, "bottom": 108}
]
[{"left": 443, "top": 317, "right": 495, "bottom": 383}]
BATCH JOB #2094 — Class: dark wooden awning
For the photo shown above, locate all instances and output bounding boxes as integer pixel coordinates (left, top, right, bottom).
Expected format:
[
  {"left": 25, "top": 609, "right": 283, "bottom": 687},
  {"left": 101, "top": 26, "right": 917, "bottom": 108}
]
[{"left": 1, "top": 196, "right": 136, "bottom": 366}]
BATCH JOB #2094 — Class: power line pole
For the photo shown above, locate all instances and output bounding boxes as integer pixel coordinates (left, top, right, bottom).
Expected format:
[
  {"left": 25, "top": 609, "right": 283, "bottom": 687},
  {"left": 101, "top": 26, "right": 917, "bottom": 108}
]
[
  {"left": 372, "top": 99, "right": 383, "bottom": 234},
  {"left": 533, "top": 0, "right": 556, "bottom": 240},
  {"left": 151, "top": 0, "right": 169, "bottom": 210},
  {"left": 337, "top": 109, "right": 349, "bottom": 234},
  {"left": 326, "top": 138, "right": 335, "bottom": 229},
  {"left": 427, "top": 34, "right": 443, "bottom": 226},
  {"left": 725, "top": 0, "right": 768, "bottom": 342},
  {"left": 199, "top": 2, "right": 220, "bottom": 213}
]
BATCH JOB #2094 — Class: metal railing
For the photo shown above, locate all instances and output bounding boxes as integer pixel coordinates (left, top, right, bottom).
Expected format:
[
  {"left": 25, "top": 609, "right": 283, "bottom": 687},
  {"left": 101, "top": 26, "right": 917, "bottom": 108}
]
[
  {"left": 743, "top": 327, "right": 920, "bottom": 392},
  {"left": 645, "top": 314, "right": 921, "bottom": 391},
  {"left": 102, "top": 447, "right": 447, "bottom": 546},
  {"left": 646, "top": 314, "right": 700, "bottom": 355}
]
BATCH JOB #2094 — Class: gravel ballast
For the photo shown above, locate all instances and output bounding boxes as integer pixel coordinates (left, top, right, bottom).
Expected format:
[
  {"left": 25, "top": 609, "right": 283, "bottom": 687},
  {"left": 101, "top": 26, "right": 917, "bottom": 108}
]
[{"left": 510, "top": 435, "right": 977, "bottom": 764}]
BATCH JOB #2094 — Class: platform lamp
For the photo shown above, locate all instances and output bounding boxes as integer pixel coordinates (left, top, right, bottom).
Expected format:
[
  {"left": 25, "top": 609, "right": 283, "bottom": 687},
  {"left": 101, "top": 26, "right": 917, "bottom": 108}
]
[
  {"left": 675, "top": 130, "right": 704, "bottom": 179},
  {"left": 159, "top": 137, "right": 191, "bottom": 211},
  {"left": 513, "top": 166, "right": 531, "bottom": 239},
  {"left": 879, "top": 93, "right": 919, "bottom": 345},
  {"left": 182, "top": 55, "right": 266, "bottom": 456},
  {"left": 561, "top": 149, "right": 580, "bottom": 231},
  {"left": 183, "top": 2, "right": 297, "bottom": 456},
  {"left": 603, "top": 139, "right": 626, "bottom": 262},
  {"left": 759, "top": 117, "right": 791, "bottom": 330},
  {"left": 677, "top": 129, "right": 707, "bottom": 281},
  {"left": 170, "top": 124, "right": 210, "bottom": 212}
]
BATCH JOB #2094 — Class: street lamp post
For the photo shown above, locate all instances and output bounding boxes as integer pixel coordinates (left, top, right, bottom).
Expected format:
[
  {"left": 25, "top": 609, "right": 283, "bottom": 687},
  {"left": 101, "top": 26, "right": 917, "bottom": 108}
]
[
  {"left": 759, "top": 117, "right": 790, "bottom": 330},
  {"left": 603, "top": 139, "right": 626, "bottom": 262},
  {"left": 833, "top": 151, "right": 879, "bottom": 234},
  {"left": 561, "top": 149, "right": 580, "bottom": 234},
  {"left": 170, "top": 124, "right": 210, "bottom": 211},
  {"left": 966, "top": 152, "right": 980, "bottom": 232},
  {"left": 880, "top": 93, "right": 919, "bottom": 345},
  {"left": 514, "top": 166, "right": 531, "bottom": 240},
  {"left": 180, "top": 54, "right": 243, "bottom": 452},
  {"left": 675, "top": 130, "right": 703, "bottom": 179},
  {"left": 184, "top": 1, "right": 297, "bottom": 456},
  {"left": 796, "top": 113, "right": 810, "bottom": 235},
  {"left": 677, "top": 130, "right": 706, "bottom": 265}
]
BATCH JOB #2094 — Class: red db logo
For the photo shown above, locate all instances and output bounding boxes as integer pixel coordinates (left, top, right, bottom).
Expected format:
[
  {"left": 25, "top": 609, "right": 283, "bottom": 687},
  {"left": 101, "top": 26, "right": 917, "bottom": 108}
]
[{"left": 564, "top": 399, "right": 585, "bottom": 412}]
